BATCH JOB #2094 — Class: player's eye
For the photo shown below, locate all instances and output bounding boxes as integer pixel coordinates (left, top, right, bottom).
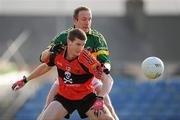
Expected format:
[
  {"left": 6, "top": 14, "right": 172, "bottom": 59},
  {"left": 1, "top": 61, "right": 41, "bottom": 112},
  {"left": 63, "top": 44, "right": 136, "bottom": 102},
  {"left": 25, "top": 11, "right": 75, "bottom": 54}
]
[
  {"left": 88, "top": 18, "right": 92, "bottom": 21},
  {"left": 76, "top": 43, "right": 81, "bottom": 46}
]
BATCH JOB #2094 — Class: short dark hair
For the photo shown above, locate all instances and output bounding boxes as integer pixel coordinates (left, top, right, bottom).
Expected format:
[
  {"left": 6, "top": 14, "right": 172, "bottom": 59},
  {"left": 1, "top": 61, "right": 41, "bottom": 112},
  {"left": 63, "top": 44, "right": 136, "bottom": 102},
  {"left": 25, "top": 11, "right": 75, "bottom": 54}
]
[
  {"left": 68, "top": 28, "right": 87, "bottom": 42},
  {"left": 73, "top": 6, "right": 91, "bottom": 20}
]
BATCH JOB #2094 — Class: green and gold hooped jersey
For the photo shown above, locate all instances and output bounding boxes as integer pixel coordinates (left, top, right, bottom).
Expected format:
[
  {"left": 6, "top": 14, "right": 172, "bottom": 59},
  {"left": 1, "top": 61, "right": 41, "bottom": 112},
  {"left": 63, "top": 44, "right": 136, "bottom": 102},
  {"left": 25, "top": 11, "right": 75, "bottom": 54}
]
[{"left": 47, "top": 27, "right": 110, "bottom": 65}]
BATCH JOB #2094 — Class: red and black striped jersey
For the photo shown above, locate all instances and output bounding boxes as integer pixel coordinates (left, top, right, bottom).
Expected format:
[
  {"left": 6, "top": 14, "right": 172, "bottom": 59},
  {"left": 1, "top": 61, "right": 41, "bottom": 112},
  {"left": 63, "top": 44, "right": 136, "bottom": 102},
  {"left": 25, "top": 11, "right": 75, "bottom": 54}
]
[{"left": 47, "top": 47, "right": 103, "bottom": 100}]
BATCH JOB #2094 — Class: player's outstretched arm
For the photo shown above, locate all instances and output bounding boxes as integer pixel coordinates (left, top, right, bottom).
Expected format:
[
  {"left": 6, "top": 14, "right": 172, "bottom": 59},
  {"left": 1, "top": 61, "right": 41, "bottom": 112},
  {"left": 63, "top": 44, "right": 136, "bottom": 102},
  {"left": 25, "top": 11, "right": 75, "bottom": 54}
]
[
  {"left": 27, "top": 63, "right": 52, "bottom": 80},
  {"left": 12, "top": 63, "right": 52, "bottom": 91}
]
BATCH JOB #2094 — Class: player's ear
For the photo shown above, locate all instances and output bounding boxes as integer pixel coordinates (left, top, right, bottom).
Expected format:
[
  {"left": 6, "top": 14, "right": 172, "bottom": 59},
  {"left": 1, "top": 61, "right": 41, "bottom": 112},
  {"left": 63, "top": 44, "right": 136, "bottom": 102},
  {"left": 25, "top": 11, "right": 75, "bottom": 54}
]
[
  {"left": 73, "top": 16, "right": 77, "bottom": 23},
  {"left": 73, "top": 17, "right": 79, "bottom": 25},
  {"left": 67, "top": 40, "right": 72, "bottom": 45}
]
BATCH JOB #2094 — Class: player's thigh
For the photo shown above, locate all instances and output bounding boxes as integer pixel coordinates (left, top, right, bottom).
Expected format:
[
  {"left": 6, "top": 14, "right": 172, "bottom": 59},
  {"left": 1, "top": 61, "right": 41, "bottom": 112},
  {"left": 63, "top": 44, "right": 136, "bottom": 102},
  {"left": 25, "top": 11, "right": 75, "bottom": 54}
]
[
  {"left": 40, "top": 101, "right": 68, "bottom": 120},
  {"left": 93, "top": 77, "right": 102, "bottom": 92},
  {"left": 104, "top": 95, "right": 114, "bottom": 112},
  {"left": 44, "top": 81, "right": 58, "bottom": 107},
  {"left": 48, "top": 80, "right": 59, "bottom": 97},
  {"left": 86, "top": 105, "right": 114, "bottom": 120}
]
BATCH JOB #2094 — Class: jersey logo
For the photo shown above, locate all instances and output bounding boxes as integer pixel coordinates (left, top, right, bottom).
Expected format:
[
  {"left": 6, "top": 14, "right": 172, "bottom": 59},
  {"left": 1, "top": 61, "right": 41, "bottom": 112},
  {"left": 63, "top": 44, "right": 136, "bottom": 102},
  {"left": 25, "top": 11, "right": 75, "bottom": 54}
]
[
  {"left": 64, "top": 71, "right": 73, "bottom": 84},
  {"left": 65, "top": 63, "right": 71, "bottom": 71}
]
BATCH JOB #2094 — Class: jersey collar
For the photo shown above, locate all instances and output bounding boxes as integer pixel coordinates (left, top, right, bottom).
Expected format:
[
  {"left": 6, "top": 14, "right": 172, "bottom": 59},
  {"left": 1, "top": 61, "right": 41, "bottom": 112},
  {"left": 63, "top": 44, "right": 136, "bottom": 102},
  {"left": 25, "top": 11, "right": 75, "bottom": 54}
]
[{"left": 73, "top": 25, "right": 93, "bottom": 35}]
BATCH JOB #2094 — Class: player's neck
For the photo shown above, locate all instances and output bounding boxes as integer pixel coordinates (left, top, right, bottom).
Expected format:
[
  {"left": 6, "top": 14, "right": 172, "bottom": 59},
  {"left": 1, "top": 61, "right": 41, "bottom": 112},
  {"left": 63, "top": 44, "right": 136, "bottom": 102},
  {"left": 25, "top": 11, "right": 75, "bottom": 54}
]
[
  {"left": 66, "top": 55, "right": 76, "bottom": 61},
  {"left": 65, "top": 48, "right": 77, "bottom": 61}
]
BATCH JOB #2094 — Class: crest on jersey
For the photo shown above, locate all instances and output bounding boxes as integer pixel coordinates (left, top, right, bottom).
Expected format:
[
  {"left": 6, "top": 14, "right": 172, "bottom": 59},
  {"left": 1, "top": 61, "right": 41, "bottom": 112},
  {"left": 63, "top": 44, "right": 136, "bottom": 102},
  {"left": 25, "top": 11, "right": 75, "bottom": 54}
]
[{"left": 64, "top": 71, "right": 73, "bottom": 84}]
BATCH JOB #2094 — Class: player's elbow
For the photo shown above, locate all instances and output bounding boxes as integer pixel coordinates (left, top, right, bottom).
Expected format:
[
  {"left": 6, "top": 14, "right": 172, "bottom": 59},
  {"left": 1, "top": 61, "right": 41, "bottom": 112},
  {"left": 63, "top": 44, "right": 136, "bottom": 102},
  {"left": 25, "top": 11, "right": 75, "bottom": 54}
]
[
  {"left": 103, "top": 73, "right": 113, "bottom": 89},
  {"left": 109, "top": 75, "right": 113, "bottom": 88}
]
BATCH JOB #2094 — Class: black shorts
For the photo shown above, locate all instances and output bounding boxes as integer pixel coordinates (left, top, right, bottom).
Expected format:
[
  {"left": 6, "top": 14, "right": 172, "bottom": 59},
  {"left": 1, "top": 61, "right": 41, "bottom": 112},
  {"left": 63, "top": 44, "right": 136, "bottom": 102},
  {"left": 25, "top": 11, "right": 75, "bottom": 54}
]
[{"left": 54, "top": 93, "right": 96, "bottom": 119}]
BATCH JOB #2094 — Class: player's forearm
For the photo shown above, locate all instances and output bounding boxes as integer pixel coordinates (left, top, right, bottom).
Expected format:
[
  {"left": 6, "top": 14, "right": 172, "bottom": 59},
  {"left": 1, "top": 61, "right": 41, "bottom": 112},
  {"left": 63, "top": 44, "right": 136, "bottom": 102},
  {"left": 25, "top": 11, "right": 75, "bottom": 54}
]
[
  {"left": 27, "top": 63, "right": 52, "bottom": 81},
  {"left": 97, "top": 73, "right": 113, "bottom": 97}
]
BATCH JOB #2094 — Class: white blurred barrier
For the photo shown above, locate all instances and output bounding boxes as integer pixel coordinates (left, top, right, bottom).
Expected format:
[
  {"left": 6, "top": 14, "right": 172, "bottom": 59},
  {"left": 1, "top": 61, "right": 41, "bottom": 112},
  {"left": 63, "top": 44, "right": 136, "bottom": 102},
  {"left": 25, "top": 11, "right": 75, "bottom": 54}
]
[
  {"left": 0, "top": 0, "right": 126, "bottom": 16},
  {"left": 0, "top": 0, "right": 180, "bottom": 16},
  {"left": 1, "top": 30, "right": 30, "bottom": 63}
]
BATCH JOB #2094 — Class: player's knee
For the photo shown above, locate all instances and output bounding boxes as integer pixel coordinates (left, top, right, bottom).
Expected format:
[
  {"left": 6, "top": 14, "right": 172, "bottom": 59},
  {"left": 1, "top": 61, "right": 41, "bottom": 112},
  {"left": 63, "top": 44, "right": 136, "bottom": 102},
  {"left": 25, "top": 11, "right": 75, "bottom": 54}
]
[
  {"left": 107, "top": 116, "right": 114, "bottom": 120},
  {"left": 98, "top": 109, "right": 114, "bottom": 120},
  {"left": 106, "top": 103, "right": 113, "bottom": 113},
  {"left": 98, "top": 115, "right": 114, "bottom": 120}
]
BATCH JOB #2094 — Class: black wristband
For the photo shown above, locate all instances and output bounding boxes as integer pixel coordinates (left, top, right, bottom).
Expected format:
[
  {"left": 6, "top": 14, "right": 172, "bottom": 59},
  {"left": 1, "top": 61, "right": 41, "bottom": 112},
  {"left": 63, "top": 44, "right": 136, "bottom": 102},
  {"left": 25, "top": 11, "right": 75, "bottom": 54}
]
[
  {"left": 96, "top": 96, "right": 104, "bottom": 99},
  {"left": 101, "top": 63, "right": 111, "bottom": 74},
  {"left": 103, "top": 68, "right": 110, "bottom": 74},
  {"left": 39, "top": 54, "right": 43, "bottom": 63},
  {"left": 23, "top": 76, "right": 28, "bottom": 83}
]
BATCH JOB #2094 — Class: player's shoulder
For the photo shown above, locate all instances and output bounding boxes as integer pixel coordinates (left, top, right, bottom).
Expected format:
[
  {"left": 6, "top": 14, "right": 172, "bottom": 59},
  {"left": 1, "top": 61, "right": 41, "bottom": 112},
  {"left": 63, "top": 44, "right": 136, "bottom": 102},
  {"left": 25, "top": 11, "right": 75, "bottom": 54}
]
[
  {"left": 88, "top": 28, "right": 106, "bottom": 41},
  {"left": 78, "top": 49, "right": 103, "bottom": 77},
  {"left": 81, "top": 49, "right": 92, "bottom": 56},
  {"left": 60, "top": 27, "right": 73, "bottom": 35},
  {"left": 52, "top": 27, "right": 73, "bottom": 42},
  {"left": 80, "top": 49, "right": 92, "bottom": 58},
  {"left": 79, "top": 49, "right": 96, "bottom": 65},
  {"left": 89, "top": 28, "right": 105, "bottom": 39}
]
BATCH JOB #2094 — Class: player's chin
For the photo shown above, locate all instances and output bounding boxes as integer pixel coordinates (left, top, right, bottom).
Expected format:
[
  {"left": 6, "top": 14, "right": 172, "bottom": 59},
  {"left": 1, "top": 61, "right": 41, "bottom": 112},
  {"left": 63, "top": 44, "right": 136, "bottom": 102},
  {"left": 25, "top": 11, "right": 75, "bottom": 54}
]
[
  {"left": 74, "top": 52, "right": 81, "bottom": 56},
  {"left": 83, "top": 28, "right": 89, "bottom": 33},
  {"left": 76, "top": 52, "right": 81, "bottom": 56}
]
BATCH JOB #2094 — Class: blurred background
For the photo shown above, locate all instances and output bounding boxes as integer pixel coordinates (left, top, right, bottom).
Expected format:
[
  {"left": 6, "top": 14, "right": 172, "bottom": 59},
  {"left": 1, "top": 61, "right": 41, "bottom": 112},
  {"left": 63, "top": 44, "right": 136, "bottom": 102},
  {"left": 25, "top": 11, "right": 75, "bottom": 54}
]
[{"left": 0, "top": 0, "right": 180, "bottom": 120}]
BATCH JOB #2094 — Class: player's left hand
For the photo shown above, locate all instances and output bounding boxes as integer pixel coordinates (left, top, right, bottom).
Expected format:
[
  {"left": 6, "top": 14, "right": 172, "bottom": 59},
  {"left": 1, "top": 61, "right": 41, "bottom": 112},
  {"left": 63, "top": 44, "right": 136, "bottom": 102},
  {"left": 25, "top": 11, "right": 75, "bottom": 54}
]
[{"left": 91, "top": 96, "right": 106, "bottom": 117}]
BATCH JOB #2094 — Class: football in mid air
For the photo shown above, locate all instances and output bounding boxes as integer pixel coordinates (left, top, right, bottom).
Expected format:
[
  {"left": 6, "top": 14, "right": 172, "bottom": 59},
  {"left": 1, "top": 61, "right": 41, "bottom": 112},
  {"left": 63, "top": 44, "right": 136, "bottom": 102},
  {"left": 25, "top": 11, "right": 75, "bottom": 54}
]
[{"left": 141, "top": 57, "right": 164, "bottom": 79}]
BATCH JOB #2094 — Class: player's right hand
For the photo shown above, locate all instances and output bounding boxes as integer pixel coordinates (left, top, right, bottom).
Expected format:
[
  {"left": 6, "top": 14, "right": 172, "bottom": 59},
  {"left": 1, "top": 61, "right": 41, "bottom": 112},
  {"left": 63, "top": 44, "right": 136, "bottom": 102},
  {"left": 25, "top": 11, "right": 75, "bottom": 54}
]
[
  {"left": 12, "top": 76, "right": 28, "bottom": 91},
  {"left": 49, "top": 43, "right": 63, "bottom": 54}
]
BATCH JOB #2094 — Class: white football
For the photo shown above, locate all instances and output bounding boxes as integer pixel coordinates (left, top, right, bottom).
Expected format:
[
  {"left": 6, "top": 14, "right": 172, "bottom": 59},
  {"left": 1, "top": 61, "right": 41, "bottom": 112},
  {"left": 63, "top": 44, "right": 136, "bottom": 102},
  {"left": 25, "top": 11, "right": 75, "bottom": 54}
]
[{"left": 141, "top": 57, "right": 164, "bottom": 79}]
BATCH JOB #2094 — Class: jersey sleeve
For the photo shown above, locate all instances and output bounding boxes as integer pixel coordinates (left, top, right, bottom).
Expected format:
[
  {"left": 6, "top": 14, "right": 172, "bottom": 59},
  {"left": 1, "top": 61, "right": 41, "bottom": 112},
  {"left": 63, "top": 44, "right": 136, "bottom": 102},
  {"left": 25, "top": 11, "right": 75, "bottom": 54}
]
[
  {"left": 45, "top": 53, "right": 56, "bottom": 67},
  {"left": 92, "top": 33, "right": 111, "bottom": 65},
  {"left": 78, "top": 49, "right": 104, "bottom": 79}
]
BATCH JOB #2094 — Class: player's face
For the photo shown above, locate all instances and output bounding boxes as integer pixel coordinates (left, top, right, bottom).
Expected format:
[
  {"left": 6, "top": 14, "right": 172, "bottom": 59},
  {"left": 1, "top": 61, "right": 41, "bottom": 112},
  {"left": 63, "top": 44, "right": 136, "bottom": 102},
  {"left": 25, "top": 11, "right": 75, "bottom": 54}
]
[
  {"left": 74, "top": 10, "right": 92, "bottom": 33},
  {"left": 68, "top": 38, "right": 86, "bottom": 57}
]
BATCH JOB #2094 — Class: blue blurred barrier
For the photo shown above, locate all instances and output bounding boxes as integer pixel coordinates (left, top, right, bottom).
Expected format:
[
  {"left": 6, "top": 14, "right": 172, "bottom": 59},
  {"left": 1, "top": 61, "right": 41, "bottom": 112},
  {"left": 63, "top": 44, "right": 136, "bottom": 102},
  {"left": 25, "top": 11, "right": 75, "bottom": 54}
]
[{"left": 14, "top": 77, "right": 180, "bottom": 120}]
